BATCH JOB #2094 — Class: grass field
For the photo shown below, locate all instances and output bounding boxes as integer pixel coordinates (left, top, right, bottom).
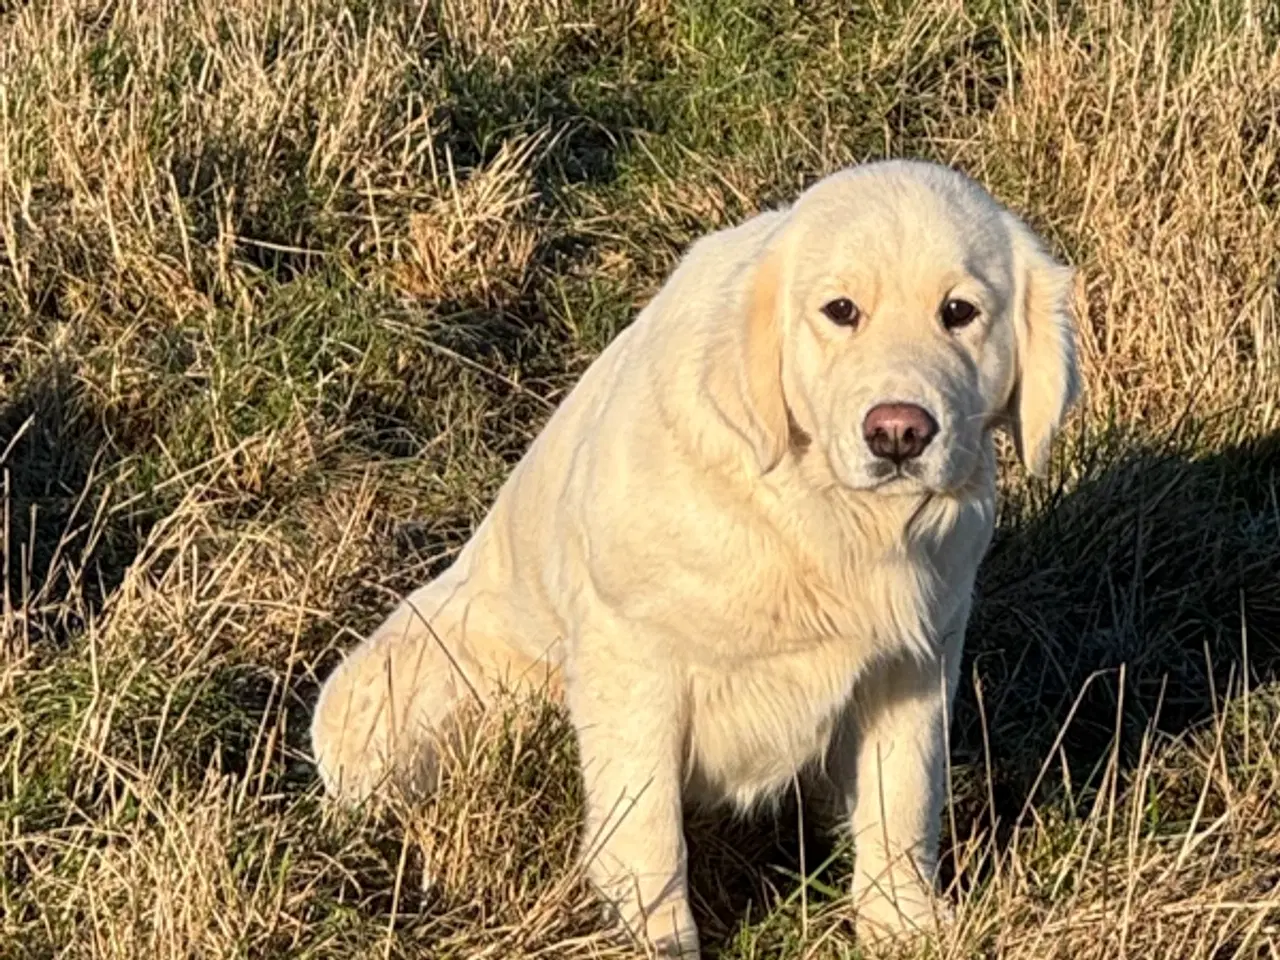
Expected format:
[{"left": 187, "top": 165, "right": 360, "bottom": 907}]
[{"left": 2, "top": 0, "right": 1279, "bottom": 956}]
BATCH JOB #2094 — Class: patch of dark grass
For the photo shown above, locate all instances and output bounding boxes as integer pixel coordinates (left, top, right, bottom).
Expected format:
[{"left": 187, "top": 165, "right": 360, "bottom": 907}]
[{"left": 955, "top": 425, "right": 1280, "bottom": 842}]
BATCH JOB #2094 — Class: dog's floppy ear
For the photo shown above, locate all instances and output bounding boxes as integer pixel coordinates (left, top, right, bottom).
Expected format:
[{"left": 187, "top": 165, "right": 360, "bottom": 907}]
[
  {"left": 1003, "top": 214, "right": 1080, "bottom": 477},
  {"left": 704, "top": 238, "right": 790, "bottom": 473}
]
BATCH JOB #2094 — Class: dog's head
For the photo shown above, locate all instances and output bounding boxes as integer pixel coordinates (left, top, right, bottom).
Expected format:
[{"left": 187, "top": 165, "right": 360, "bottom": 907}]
[{"left": 725, "top": 160, "right": 1079, "bottom": 494}]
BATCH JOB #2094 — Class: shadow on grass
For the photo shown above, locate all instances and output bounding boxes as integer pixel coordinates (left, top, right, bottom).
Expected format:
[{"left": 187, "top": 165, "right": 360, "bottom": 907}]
[
  {"left": 953, "top": 430, "right": 1280, "bottom": 831},
  {"left": 0, "top": 363, "right": 149, "bottom": 651}
]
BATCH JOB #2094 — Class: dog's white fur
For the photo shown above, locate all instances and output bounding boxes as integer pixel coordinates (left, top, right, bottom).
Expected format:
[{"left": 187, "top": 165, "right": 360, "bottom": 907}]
[{"left": 311, "top": 160, "right": 1079, "bottom": 956}]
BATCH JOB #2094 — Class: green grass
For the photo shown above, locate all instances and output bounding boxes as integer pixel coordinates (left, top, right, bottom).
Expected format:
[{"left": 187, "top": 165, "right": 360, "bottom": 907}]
[{"left": 1, "top": 0, "right": 1279, "bottom": 956}]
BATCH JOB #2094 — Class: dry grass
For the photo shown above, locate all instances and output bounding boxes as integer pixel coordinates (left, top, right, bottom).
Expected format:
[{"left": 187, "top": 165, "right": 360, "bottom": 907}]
[
  {"left": 1, "top": 0, "right": 1278, "bottom": 957},
  {"left": 392, "top": 132, "right": 548, "bottom": 303}
]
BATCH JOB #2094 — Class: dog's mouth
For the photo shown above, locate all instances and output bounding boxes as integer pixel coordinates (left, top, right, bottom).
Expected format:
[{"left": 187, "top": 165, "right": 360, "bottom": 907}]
[
  {"left": 864, "top": 457, "right": 976, "bottom": 498},
  {"left": 867, "top": 460, "right": 926, "bottom": 485},
  {"left": 824, "top": 433, "right": 974, "bottom": 496},
  {"left": 864, "top": 453, "right": 991, "bottom": 500}
]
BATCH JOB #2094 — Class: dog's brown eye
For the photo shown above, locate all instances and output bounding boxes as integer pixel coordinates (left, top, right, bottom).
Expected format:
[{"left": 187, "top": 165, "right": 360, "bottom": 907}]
[
  {"left": 941, "top": 298, "right": 978, "bottom": 330},
  {"left": 821, "top": 297, "right": 859, "bottom": 327}
]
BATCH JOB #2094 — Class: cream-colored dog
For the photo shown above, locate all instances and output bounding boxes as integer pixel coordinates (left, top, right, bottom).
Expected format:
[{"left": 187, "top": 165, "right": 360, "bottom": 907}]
[{"left": 311, "top": 159, "right": 1078, "bottom": 956}]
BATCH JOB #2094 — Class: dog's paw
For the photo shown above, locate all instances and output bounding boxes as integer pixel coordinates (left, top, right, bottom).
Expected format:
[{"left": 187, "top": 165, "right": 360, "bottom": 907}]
[
  {"left": 852, "top": 881, "right": 952, "bottom": 950},
  {"left": 599, "top": 895, "right": 700, "bottom": 959}
]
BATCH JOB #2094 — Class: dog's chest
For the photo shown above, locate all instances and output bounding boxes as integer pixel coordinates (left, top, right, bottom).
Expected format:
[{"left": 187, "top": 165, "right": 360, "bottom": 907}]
[
  {"left": 681, "top": 496, "right": 989, "bottom": 810},
  {"left": 684, "top": 636, "right": 863, "bottom": 809}
]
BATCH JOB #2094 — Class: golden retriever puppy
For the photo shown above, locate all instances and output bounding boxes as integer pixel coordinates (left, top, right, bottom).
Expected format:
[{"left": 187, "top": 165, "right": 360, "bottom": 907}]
[{"left": 311, "top": 159, "right": 1079, "bottom": 957}]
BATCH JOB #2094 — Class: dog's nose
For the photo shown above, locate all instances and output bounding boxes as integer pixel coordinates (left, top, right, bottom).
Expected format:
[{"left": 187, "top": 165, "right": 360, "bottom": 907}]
[{"left": 863, "top": 403, "right": 938, "bottom": 464}]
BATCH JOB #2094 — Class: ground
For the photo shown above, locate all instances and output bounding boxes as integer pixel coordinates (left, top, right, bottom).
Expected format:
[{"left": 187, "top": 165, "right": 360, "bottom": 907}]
[{"left": 1, "top": 0, "right": 1279, "bottom": 957}]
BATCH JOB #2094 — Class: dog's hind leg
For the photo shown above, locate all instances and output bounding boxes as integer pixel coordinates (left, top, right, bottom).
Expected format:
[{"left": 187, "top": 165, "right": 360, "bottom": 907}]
[{"left": 311, "top": 570, "right": 562, "bottom": 804}]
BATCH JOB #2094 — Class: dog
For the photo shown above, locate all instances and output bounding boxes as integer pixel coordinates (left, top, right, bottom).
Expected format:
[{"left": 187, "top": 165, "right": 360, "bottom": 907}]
[{"left": 310, "top": 159, "right": 1079, "bottom": 957}]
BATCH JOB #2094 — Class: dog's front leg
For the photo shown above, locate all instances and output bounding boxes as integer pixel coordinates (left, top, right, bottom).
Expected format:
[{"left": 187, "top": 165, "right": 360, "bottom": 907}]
[
  {"left": 829, "top": 627, "right": 964, "bottom": 945},
  {"left": 567, "top": 638, "right": 697, "bottom": 958}
]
